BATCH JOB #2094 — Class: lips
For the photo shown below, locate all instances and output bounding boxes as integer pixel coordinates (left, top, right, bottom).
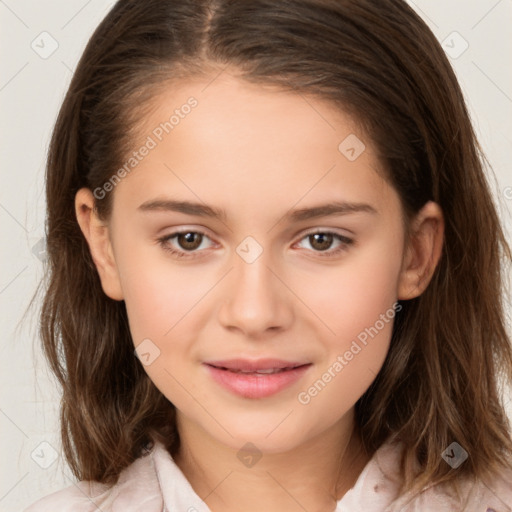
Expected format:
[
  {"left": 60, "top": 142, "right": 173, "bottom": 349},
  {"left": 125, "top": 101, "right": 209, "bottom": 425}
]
[
  {"left": 203, "top": 359, "right": 312, "bottom": 398},
  {"left": 205, "top": 358, "right": 309, "bottom": 373}
]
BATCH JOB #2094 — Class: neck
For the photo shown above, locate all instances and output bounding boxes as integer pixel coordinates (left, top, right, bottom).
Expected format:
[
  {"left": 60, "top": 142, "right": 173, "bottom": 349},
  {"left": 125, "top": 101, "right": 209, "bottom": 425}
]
[{"left": 174, "top": 410, "right": 371, "bottom": 512}]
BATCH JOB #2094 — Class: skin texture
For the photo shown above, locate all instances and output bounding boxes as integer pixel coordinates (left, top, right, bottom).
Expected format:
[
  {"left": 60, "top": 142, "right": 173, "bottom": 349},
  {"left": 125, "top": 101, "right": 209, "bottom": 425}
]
[{"left": 75, "top": 72, "right": 444, "bottom": 512}]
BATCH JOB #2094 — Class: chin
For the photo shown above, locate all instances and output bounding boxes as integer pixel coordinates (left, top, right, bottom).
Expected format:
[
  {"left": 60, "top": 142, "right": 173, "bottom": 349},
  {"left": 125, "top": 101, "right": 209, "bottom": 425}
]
[{"left": 206, "top": 412, "right": 315, "bottom": 453}]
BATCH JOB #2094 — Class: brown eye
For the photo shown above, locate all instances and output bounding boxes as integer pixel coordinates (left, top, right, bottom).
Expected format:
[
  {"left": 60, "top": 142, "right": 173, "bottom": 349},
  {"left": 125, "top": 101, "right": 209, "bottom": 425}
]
[
  {"left": 295, "top": 230, "right": 354, "bottom": 258},
  {"left": 308, "top": 233, "right": 334, "bottom": 251},
  {"left": 158, "top": 229, "right": 216, "bottom": 259},
  {"left": 176, "top": 232, "right": 203, "bottom": 251}
]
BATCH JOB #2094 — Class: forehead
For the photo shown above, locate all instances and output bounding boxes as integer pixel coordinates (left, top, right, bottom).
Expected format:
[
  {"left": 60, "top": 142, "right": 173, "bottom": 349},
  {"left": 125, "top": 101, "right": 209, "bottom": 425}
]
[
  {"left": 141, "top": 72, "right": 363, "bottom": 153},
  {"left": 112, "top": 72, "right": 398, "bottom": 224}
]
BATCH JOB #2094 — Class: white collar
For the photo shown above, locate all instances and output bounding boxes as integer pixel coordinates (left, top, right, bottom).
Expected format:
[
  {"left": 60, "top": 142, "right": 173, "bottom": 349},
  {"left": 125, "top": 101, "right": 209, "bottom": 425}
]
[{"left": 150, "top": 438, "right": 404, "bottom": 512}]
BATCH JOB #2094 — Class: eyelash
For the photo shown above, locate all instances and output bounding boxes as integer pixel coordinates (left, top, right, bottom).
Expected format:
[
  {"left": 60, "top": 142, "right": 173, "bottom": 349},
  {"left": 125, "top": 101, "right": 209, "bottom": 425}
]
[{"left": 157, "top": 229, "right": 354, "bottom": 260}]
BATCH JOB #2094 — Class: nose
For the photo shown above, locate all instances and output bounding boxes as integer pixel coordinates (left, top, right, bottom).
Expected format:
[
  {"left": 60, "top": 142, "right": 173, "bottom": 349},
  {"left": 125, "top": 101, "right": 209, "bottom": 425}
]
[{"left": 217, "top": 248, "right": 294, "bottom": 338}]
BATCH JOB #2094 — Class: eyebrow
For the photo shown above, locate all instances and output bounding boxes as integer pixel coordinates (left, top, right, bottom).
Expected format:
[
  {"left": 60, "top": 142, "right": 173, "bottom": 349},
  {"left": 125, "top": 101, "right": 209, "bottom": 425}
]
[{"left": 137, "top": 198, "right": 377, "bottom": 222}]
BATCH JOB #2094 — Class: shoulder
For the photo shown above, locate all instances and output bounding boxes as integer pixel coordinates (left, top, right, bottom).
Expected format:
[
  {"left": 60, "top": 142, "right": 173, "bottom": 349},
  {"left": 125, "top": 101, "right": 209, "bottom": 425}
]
[
  {"left": 394, "top": 468, "right": 512, "bottom": 512},
  {"left": 338, "top": 438, "right": 512, "bottom": 511},
  {"left": 23, "top": 444, "right": 164, "bottom": 512},
  {"left": 380, "top": 440, "right": 512, "bottom": 512},
  {"left": 23, "top": 480, "right": 111, "bottom": 512}
]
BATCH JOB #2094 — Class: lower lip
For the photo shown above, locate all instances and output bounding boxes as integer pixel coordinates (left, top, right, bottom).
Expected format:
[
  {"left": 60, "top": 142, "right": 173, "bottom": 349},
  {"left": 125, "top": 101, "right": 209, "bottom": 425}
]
[{"left": 204, "top": 364, "right": 312, "bottom": 399}]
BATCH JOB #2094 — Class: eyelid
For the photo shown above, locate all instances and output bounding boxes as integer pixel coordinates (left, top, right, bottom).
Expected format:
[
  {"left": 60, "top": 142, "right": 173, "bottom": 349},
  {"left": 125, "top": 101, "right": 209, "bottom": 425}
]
[
  {"left": 292, "top": 228, "right": 354, "bottom": 256},
  {"left": 157, "top": 227, "right": 354, "bottom": 259},
  {"left": 157, "top": 227, "right": 217, "bottom": 258},
  {"left": 157, "top": 226, "right": 217, "bottom": 244},
  {"left": 297, "top": 227, "right": 353, "bottom": 240}
]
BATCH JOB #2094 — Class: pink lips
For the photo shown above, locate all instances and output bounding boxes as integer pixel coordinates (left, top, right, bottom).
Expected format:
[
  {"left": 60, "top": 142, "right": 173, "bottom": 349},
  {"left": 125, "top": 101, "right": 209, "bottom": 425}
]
[{"left": 203, "top": 358, "right": 312, "bottom": 399}]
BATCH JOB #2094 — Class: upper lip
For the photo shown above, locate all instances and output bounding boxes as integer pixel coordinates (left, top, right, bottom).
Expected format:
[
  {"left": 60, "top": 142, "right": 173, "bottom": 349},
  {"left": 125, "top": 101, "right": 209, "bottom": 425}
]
[{"left": 204, "top": 358, "right": 311, "bottom": 371}]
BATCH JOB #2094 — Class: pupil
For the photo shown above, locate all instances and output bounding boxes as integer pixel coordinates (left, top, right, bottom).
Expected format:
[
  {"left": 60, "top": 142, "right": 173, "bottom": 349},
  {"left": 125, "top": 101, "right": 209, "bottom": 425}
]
[
  {"left": 311, "top": 233, "right": 332, "bottom": 251},
  {"left": 179, "top": 232, "right": 202, "bottom": 250}
]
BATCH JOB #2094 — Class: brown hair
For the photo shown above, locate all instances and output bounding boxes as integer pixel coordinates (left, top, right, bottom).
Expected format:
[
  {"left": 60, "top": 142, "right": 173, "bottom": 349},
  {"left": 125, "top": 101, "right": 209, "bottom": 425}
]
[{"left": 40, "top": 0, "right": 512, "bottom": 501}]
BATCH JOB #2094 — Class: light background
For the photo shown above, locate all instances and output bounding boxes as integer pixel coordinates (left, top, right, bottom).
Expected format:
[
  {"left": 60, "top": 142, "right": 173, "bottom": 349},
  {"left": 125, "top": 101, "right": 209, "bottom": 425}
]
[{"left": 0, "top": 0, "right": 511, "bottom": 510}]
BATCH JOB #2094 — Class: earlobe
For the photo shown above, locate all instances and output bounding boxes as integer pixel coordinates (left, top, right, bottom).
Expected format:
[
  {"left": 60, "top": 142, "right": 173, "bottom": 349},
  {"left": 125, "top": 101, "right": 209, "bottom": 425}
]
[
  {"left": 75, "top": 188, "right": 124, "bottom": 301},
  {"left": 397, "top": 201, "right": 444, "bottom": 300}
]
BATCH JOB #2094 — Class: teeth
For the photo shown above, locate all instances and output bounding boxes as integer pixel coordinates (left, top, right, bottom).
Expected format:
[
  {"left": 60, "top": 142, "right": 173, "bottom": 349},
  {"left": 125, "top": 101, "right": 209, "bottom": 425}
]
[{"left": 228, "top": 368, "right": 289, "bottom": 374}]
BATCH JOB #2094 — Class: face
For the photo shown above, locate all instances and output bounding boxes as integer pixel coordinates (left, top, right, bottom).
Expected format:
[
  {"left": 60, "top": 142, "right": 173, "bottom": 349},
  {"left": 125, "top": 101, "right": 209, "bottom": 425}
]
[{"left": 82, "top": 73, "right": 421, "bottom": 454}]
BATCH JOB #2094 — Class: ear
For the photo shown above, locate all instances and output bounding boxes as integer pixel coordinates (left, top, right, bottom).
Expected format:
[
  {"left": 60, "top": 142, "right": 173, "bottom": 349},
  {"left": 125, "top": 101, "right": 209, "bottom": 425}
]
[
  {"left": 75, "top": 188, "right": 124, "bottom": 301},
  {"left": 397, "top": 201, "right": 444, "bottom": 300}
]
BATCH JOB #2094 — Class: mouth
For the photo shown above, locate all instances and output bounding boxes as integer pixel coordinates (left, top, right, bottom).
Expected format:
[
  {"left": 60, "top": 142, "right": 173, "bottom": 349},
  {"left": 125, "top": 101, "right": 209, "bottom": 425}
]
[
  {"left": 208, "top": 364, "right": 308, "bottom": 375},
  {"left": 213, "top": 367, "right": 304, "bottom": 374},
  {"left": 203, "top": 359, "right": 312, "bottom": 398},
  {"left": 205, "top": 358, "right": 310, "bottom": 372}
]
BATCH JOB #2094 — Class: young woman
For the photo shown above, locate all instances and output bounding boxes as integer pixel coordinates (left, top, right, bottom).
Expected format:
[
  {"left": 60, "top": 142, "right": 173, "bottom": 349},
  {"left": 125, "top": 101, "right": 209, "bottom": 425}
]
[{"left": 26, "top": 0, "right": 512, "bottom": 510}]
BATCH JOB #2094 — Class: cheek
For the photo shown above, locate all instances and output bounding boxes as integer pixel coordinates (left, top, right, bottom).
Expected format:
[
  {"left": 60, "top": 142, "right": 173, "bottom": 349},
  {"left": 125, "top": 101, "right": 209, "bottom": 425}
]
[
  {"left": 296, "top": 234, "right": 403, "bottom": 345},
  {"left": 296, "top": 265, "right": 399, "bottom": 425},
  {"left": 302, "top": 240, "right": 401, "bottom": 412},
  {"left": 115, "top": 244, "right": 206, "bottom": 345},
  {"left": 293, "top": 231, "right": 403, "bottom": 409},
  {"left": 118, "top": 254, "right": 210, "bottom": 404}
]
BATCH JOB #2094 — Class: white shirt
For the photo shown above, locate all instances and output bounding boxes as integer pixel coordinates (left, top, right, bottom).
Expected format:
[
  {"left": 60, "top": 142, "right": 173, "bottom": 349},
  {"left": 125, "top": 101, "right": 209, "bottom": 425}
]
[{"left": 24, "top": 437, "right": 512, "bottom": 511}]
